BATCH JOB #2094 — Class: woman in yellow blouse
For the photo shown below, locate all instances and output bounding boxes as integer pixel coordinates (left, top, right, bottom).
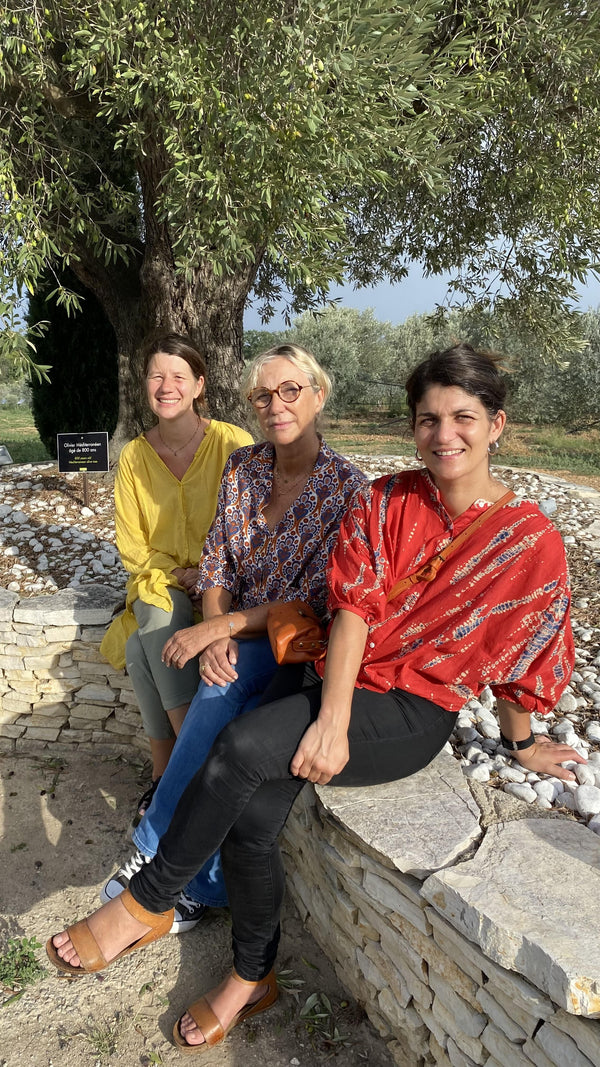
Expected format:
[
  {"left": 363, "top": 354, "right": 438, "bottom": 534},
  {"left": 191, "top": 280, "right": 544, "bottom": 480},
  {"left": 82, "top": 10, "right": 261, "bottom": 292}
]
[{"left": 100, "top": 333, "right": 252, "bottom": 817}]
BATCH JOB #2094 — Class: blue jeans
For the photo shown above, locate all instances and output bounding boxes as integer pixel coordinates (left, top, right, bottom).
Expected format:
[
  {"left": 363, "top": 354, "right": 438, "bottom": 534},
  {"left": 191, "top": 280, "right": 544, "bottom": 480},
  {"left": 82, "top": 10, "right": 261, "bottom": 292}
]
[{"left": 132, "top": 635, "right": 278, "bottom": 906}]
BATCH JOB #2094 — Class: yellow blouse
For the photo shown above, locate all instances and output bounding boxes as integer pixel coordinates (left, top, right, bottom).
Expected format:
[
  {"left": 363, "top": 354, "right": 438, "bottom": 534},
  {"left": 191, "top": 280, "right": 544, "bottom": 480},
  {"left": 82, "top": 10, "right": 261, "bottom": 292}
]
[{"left": 100, "top": 420, "right": 253, "bottom": 668}]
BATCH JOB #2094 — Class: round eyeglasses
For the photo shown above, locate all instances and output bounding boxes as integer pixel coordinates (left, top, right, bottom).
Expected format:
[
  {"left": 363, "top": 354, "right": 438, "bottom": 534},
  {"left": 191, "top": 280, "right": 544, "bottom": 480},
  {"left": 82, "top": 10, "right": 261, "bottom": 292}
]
[{"left": 247, "top": 381, "right": 312, "bottom": 409}]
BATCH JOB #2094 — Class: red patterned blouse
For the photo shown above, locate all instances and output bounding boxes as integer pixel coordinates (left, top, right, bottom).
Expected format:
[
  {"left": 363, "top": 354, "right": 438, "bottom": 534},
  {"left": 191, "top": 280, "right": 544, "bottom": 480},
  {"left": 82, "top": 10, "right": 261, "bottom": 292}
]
[{"left": 318, "top": 468, "right": 574, "bottom": 715}]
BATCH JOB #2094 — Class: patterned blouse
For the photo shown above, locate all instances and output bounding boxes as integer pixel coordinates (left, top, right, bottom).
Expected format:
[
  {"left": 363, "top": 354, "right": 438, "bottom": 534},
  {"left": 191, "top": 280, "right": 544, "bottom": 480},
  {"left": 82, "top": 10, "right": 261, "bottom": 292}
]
[
  {"left": 319, "top": 468, "right": 574, "bottom": 714},
  {"left": 197, "top": 440, "right": 366, "bottom": 620}
]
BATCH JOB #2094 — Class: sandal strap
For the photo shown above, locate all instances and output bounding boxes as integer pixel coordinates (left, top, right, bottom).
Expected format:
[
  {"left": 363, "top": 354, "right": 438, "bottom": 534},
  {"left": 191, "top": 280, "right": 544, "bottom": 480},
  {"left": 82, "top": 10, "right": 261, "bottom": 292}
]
[
  {"left": 186, "top": 995, "right": 225, "bottom": 1047},
  {"left": 120, "top": 887, "right": 173, "bottom": 929},
  {"left": 67, "top": 918, "right": 108, "bottom": 972}
]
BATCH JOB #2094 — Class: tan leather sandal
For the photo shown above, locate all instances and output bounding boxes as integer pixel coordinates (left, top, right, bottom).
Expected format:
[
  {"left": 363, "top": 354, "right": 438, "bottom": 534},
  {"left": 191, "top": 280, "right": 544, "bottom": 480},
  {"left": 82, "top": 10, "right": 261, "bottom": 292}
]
[
  {"left": 45, "top": 888, "right": 174, "bottom": 975},
  {"left": 172, "top": 968, "right": 279, "bottom": 1054}
]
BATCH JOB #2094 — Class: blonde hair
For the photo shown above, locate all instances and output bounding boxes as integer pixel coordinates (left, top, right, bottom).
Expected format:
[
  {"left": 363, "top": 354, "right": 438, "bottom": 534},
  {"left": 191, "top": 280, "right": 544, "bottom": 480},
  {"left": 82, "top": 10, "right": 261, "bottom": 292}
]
[{"left": 241, "top": 344, "right": 332, "bottom": 408}]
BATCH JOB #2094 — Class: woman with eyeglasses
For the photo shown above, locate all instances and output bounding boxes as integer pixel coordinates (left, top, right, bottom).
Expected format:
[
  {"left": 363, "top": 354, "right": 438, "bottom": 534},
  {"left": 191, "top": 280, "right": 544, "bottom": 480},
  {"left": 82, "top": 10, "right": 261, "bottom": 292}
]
[{"left": 95, "top": 343, "right": 366, "bottom": 933}]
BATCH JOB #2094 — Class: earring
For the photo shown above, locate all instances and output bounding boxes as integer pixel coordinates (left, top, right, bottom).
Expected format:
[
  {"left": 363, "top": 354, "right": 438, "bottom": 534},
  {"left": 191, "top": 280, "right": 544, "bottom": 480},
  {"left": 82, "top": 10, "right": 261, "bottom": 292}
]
[
  {"left": 488, "top": 440, "right": 500, "bottom": 454},
  {"left": 415, "top": 449, "right": 423, "bottom": 461}
]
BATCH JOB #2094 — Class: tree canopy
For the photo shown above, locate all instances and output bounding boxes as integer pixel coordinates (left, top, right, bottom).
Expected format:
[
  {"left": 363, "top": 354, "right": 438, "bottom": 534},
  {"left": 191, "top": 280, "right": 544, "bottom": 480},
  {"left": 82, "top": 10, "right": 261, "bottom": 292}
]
[{"left": 1, "top": 0, "right": 600, "bottom": 444}]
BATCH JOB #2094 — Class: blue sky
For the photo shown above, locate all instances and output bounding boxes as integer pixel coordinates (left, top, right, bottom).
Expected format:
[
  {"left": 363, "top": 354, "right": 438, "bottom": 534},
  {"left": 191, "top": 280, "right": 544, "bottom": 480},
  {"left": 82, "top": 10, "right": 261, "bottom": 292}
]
[{"left": 243, "top": 265, "right": 600, "bottom": 332}]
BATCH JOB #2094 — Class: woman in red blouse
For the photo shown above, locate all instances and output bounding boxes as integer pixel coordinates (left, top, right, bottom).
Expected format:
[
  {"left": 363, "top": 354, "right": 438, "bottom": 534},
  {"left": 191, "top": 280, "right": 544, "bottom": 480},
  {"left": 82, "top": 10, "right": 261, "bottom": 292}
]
[{"left": 47, "top": 344, "right": 584, "bottom": 1053}]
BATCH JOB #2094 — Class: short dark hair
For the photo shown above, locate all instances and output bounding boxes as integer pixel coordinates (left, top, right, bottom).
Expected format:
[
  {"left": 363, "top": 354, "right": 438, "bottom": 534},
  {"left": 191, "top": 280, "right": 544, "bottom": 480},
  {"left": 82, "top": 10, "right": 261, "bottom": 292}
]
[
  {"left": 405, "top": 343, "right": 506, "bottom": 425},
  {"left": 141, "top": 333, "right": 207, "bottom": 412}
]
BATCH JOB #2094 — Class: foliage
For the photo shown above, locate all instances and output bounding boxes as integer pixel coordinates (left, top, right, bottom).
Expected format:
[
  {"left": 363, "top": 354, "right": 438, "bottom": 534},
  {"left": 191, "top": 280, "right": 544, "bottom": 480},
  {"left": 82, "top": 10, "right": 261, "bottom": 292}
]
[
  {"left": 242, "top": 329, "right": 285, "bottom": 364},
  {"left": 0, "top": 936, "right": 44, "bottom": 993},
  {"left": 507, "top": 309, "right": 600, "bottom": 428},
  {"left": 299, "top": 991, "right": 349, "bottom": 1048},
  {"left": 1, "top": 1, "right": 600, "bottom": 441},
  {"left": 288, "top": 306, "right": 400, "bottom": 414},
  {"left": 27, "top": 267, "right": 119, "bottom": 458}
]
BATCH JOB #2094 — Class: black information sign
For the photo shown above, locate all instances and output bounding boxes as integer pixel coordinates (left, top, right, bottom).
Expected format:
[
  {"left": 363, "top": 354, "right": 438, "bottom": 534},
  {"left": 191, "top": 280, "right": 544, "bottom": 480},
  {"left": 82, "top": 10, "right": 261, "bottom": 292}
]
[{"left": 57, "top": 432, "right": 109, "bottom": 473}]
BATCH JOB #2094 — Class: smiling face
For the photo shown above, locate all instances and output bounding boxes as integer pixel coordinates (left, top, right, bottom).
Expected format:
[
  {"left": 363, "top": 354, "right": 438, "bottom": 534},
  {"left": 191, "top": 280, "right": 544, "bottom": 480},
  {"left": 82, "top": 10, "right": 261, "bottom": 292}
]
[
  {"left": 146, "top": 352, "right": 203, "bottom": 422},
  {"left": 414, "top": 384, "right": 506, "bottom": 491},
  {"left": 252, "top": 356, "right": 324, "bottom": 448}
]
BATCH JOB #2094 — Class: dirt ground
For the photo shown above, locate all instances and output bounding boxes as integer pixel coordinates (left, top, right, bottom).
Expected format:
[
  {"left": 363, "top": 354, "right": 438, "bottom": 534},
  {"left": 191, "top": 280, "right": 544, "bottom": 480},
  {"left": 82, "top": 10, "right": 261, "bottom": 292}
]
[{"left": 0, "top": 752, "right": 395, "bottom": 1067}]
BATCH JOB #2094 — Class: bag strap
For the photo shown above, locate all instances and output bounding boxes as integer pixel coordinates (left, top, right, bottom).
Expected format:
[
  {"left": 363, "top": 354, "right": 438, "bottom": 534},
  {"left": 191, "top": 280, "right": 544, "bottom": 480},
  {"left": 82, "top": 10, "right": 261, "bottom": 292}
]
[{"left": 386, "top": 489, "right": 516, "bottom": 603}]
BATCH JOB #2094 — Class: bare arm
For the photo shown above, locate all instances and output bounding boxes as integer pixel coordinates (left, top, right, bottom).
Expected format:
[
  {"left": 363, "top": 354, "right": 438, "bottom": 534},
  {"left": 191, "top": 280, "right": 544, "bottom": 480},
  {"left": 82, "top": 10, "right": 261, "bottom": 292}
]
[
  {"left": 161, "top": 587, "right": 282, "bottom": 668},
  {"left": 290, "top": 609, "right": 369, "bottom": 785},
  {"left": 497, "top": 698, "right": 585, "bottom": 781}
]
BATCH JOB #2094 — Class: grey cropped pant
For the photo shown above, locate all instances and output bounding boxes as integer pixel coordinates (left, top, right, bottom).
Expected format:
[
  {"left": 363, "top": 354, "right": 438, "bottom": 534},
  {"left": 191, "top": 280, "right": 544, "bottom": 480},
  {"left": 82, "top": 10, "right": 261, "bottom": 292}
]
[{"left": 125, "top": 589, "right": 200, "bottom": 740}]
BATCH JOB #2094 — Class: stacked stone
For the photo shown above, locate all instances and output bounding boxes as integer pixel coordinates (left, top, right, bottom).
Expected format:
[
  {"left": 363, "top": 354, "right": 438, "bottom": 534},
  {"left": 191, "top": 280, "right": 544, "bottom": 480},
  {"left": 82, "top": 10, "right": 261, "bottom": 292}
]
[
  {"left": 281, "top": 755, "right": 600, "bottom": 1067},
  {"left": 0, "top": 586, "right": 147, "bottom": 756}
]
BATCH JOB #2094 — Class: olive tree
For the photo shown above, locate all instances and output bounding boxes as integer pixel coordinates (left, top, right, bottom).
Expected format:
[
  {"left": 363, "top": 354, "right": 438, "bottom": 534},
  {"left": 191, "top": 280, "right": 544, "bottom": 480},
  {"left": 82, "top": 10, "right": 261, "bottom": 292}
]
[{"left": 1, "top": 0, "right": 599, "bottom": 445}]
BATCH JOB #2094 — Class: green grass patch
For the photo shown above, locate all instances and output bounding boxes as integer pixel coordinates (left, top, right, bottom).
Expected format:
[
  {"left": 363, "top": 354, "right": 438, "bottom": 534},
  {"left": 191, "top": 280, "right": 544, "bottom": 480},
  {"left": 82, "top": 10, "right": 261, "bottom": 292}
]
[
  {"left": 0, "top": 936, "right": 44, "bottom": 996},
  {"left": 0, "top": 407, "right": 50, "bottom": 464}
]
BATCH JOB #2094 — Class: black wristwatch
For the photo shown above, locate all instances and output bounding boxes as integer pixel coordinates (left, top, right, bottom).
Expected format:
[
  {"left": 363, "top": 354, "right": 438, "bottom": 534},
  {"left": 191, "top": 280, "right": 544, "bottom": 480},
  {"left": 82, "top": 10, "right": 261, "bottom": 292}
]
[{"left": 500, "top": 731, "right": 535, "bottom": 752}]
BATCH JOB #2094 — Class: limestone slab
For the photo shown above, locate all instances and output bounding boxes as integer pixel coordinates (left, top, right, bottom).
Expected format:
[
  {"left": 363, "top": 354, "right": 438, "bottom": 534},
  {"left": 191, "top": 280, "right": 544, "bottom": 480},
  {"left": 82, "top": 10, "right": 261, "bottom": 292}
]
[
  {"left": 13, "top": 585, "right": 123, "bottom": 625},
  {"left": 0, "top": 589, "right": 18, "bottom": 622},
  {"left": 447, "top": 1037, "right": 481, "bottom": 1067},
  {"left": 480, "top": 1023, "right": 529, "bottom": 1067},
  {"left": 431, "top": 997, "right": 486, "bottom": 1064},
  {"left": 73, "top": 682, "right": 118, "bottom": 704},
  {"left": 429, "top": 971, "right": 486, "bottom": 1038},
  {"left": 551, "top": 1008, "right": 600, "bottom": 1063},
  {"left": 316, "top": 751, "right": 481, "bottom": 879},
  {"left": 476, "top": 988, "right": 526, "bottom": 1043},
  {"left": 422, "top": 819, "right": 600, "bottom": 1016},
  {"left": 535, "top": 1021, "right": 596, "bottom": 1067}
]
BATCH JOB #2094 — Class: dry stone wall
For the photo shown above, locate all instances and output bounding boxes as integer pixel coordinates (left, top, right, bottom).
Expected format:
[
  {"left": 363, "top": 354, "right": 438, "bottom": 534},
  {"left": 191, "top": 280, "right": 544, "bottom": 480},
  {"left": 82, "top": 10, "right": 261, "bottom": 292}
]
[
  {"left": 0, "top": 585, "right": 147, "bottom": 756},
  {"left": 1, "top": 584, "right": 599, "bottom": 1066},
  {"left": 281, "top": 768, "right": 600, "bottom": 1067}
]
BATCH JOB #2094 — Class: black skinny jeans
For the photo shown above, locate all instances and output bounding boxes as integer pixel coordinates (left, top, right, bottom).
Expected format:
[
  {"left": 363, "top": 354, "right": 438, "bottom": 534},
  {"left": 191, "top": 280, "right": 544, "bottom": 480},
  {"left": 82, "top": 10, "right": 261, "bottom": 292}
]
[{"left": 129, "top": 664, "right": 455, "bottom": 980}]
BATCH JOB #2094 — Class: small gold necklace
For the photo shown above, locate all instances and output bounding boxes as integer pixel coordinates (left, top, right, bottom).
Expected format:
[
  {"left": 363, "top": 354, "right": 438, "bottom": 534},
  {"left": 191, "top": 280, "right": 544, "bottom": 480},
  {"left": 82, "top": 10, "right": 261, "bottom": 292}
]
[
  {"left": 273, "top": 464, "right": 312, "bottom": 496},
  {"left": 157, "top": 417, "right": 201, "bottom": 456}
]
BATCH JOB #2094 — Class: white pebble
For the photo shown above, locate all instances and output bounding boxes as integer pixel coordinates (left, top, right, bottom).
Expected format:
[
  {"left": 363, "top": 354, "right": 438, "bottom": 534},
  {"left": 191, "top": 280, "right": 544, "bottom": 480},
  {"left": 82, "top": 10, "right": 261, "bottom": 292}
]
[
  {"left": 533, "top": 780, "right": 559, "bottom": 803},
  {"left": 497, "top": 765, "right": 527, "bottom": 783},
  {"left": 462, "top": 743, "right": 483, "bottom": 761},
  {"left": 462, "top": 764, "right": 490, "bottom": 782},
  {"left": 552, "top": 720, "right": 577, "bottom": 741},
  {"left": 455, "top": 726, "right": 480, "bottom": 744},
  {"left": 575, "top": 764, "right": 596, "bottom": 786},
  {"left": 575, "top": 784, "right": 600, "bottom": 817},
  {"left": 504, "top": 782, "right": 537, "bottom": 803},
  {"left": 587, "top": 814, "right": 600, "bottom": 836},
  {"left": 555, "top": 687, "right": 576, "bottom": 712},
  {"left": 531, "top": 719, "right": 550, "bottom": 735},
  {"left": 478, "top": 721, "right": 500, "bottom": 740},
  {"left": 585, "top": 721, "right": 600, "bottom": 743},
  {"left": 479, "top": 686, "right": 495, "bottom": 710}
]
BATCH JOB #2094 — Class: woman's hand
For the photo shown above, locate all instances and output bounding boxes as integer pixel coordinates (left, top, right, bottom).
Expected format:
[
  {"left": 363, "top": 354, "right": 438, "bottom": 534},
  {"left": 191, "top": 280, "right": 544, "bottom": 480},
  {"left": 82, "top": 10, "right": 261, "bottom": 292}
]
[
  {"left": 199, "top": 638, "right": 239, "bottom": 687},
  {"left": 172, "top": 567, "right": 200, "bottom": 593},
  {"left": 162, "top": 623, "right": 213, "bottom": 668},
  {"left": 290, "top": 719, "right": 350, "bottom": 786},
  {"left": 512, "top": 734, "right": 586, "bottom": 781}
]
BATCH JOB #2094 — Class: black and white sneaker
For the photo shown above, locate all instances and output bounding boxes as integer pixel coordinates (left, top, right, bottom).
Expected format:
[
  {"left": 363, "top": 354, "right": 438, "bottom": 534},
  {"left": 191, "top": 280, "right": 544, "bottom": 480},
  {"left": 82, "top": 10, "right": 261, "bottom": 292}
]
[
  {"left": 100, "top": 849, "right": 151, "bottom": 904},
  {"left": 99, "top": 850, "right": 206, "bottom": 934},
  {"left": 171, "top": 892, "right": 207, "bottom": 934}
]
